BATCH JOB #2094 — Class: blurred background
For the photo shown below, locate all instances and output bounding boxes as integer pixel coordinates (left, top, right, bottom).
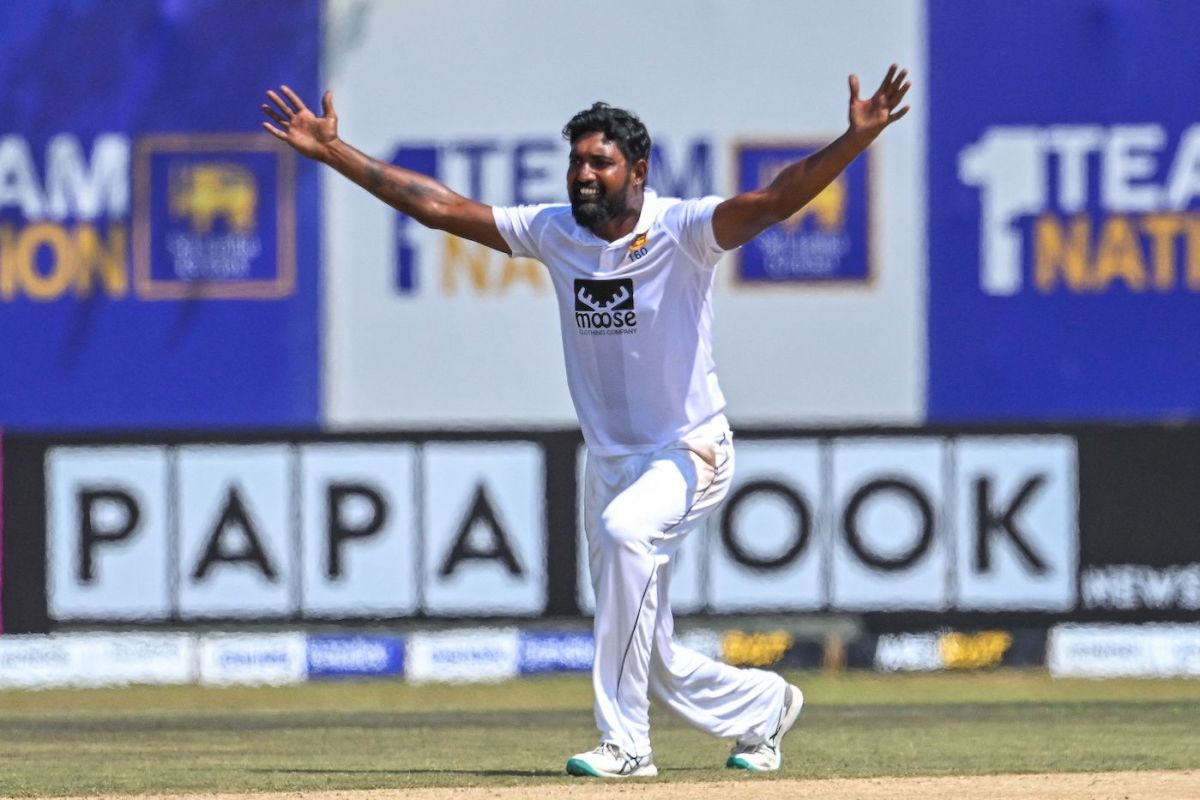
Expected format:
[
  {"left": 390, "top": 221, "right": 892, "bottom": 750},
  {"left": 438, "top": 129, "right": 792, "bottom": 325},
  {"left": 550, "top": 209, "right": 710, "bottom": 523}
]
[{"left": 0, "top": 0, "right": 1197, "bottom": 687}]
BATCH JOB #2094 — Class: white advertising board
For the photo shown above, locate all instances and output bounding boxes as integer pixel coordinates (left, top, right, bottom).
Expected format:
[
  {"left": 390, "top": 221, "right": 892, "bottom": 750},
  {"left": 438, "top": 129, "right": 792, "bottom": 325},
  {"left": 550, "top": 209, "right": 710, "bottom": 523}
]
[
  {"left": 198, "top": 633, "right": 308, "bottom": 686},
  {"left": 323, "top": 0, "right": 925, "bottom": 427},
  {"left": 1048, "top": 624, "right": 1200, "bottom": 678},
  {"left": 405, "top": 629, "right": 521, "bottom": 683},
  {"left": 0, "top": 633, "right": 196, "bottom": 689}
]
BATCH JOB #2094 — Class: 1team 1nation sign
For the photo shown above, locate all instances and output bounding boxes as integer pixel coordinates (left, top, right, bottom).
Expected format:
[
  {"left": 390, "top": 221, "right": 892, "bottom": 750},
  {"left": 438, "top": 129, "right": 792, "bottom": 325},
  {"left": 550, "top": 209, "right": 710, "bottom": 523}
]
[{"left": 1, "top": 427, "right": 1197, "bottom": 632}]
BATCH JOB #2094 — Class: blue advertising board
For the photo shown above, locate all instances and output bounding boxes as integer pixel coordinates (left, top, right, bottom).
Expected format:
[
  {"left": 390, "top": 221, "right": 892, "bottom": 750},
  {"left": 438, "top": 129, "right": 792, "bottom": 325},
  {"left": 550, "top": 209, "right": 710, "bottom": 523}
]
[
  {"left": 518, "top": 631, "right": 593, "bottom": 674},
  {"left": 734, "top": 143, "right": 872, "bottom": 284},
  {"left": 307, "top": 634, "right": 405, "bottom": 680},
  {"left": 0, "top": 1, "right": 319, "bottom": 429},
  {"left": 928, "top": 0, "right": 1200, "bottom": 421}
]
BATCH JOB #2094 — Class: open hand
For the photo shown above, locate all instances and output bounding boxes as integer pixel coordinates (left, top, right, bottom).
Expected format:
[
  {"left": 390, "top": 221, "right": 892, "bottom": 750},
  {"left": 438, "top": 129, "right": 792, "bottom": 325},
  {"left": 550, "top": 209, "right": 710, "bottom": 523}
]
[
  {"left": 848, "top": 65, "right": 910, "bottom": 140},
  {"left": 262, "top": 86, "right": 339, "bottom": 161}
]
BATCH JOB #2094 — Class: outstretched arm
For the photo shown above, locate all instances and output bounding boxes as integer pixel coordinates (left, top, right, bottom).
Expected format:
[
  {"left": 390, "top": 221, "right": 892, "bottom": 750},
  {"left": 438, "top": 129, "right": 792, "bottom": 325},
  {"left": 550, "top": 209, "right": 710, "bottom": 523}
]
[
  {"left": 262, "top": 86, "right": 510, "bottom": 254},
  {"left": 711, "top": 65, "right": 911, "bottom": 251}
]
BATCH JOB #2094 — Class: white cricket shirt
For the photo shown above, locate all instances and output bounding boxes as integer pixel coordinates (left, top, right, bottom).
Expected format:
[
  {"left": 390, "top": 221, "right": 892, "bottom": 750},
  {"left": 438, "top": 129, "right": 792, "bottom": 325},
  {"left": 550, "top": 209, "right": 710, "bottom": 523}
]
[{"left": 493, "top": 191, "right": 730, "bottom": 455}]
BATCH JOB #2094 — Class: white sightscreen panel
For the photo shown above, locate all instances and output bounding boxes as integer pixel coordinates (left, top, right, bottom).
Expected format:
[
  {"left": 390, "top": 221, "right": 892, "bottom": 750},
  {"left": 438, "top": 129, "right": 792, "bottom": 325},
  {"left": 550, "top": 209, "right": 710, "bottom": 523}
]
[{"left": 323, "top": 0, "right": 925, "bottom": 427}]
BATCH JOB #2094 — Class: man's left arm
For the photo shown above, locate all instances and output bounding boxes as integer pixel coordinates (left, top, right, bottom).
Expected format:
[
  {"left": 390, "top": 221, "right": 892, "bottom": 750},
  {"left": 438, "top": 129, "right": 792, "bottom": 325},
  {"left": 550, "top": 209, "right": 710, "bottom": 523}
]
[{"left": 711, "top": 65, "right": 911, "bottom": 251}]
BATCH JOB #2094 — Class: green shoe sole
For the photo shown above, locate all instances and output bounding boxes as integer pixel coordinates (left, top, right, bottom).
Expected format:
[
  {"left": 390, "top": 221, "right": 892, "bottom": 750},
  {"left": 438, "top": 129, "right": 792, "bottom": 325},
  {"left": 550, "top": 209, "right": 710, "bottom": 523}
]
[{"left": 566, "top": 757, "right": 602, "bottom": 777}]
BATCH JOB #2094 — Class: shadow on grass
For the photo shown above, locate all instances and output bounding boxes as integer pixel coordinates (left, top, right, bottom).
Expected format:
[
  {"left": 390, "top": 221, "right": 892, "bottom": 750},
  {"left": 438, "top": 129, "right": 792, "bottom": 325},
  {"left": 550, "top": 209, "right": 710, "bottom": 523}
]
[
  {"left": 247, "top": 767, "right": 564, "bottom": 778},
  {"left": 248, "top": 766, "right": 715, "bottom": 778}
]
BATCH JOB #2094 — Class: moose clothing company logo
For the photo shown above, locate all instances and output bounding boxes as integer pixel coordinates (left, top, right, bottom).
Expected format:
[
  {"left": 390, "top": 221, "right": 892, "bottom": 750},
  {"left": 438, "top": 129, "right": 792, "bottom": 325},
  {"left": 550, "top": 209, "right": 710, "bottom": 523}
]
[
  {"left": 133, "top": 134, "right": 296, "bottom": 300},
  {"left": 573, "top": 278, "right": 637, "bottom": 335}
]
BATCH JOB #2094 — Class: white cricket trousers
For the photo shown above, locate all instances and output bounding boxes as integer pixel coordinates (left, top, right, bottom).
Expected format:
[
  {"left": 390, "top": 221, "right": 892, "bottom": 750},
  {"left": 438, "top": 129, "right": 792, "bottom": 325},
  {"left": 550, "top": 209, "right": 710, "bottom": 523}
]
[{"left": 583, "top": 430, "right": 787, "bottom": 756}]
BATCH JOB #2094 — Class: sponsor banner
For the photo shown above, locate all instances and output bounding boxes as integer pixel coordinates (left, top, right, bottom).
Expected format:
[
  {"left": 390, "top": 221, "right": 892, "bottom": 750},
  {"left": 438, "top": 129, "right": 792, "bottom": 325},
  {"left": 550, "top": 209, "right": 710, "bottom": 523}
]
[
  {"left": 325, "top": 0, "right": 925, "bottom": 427},
  {"left": 875, "top": 632, "right": 942, "bottom": 672},
  {"left": 0, "top": 0, "right": 320, "bottom": 429},
  {"left": 0, "top": 632, "right": 195, "bottom": 689},
  {"left": 928, "top": 0, "right": 1200, "bottom": 420},
  {"left": 518, "top": 632, "right": 593, "bottom": 674},
  {"left": 41, "top": 439, "right": 547, "bottom": 624},
  {"left": 735, "top": 142, "right": 872, "bottom": 283},
  {"left": 874, "top": 630, "right": 1038, "bottom": 672},
  {"left": 73, "top": 632, "right": 197, "bottom": 686},
  {"left": 1048, "top": 624, "right": 1200, "bottom": 678},
  {"left": 405, "top": 629, "right": 520, "bottom": 684},
  {"left": 676, "top": 629, "right": 723, "bottom": 661},
  {"left": 306, "top": 633, "right": 404, "bottom": 679},
  {"left": 0, "top": 635, "right": 80, "bottom": 689},
  {"left": 721, "top": 630, "right": 794, "bottom": 669},
  {"left": 16, "top": 425, "right": 1200, "bottom": 627},
  {"left": 634, "top": 435, "right": 1075, "bottom": 614},
  {"left": 1077, "top": 428, "right": 1200, "bottom": 613},
  {"left": 198, "top": 632, "right": 308, "bottom": 686}
]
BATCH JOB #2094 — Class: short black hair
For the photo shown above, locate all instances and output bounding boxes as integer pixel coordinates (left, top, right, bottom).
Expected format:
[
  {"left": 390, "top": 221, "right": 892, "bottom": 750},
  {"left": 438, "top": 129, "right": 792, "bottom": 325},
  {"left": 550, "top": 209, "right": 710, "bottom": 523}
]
[{"left": 562, "top": 102, "right": 652, "bottom": 167}]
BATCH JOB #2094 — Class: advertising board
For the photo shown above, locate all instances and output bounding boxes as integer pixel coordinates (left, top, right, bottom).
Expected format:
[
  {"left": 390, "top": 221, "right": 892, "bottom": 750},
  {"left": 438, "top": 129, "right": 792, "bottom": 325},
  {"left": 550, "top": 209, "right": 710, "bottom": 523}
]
[
  {"left": 0, "top": 0, "right": 320, "bottom": 429},
  {"left": 928, "top": 0, "right": 1200, "bottom": 420}
]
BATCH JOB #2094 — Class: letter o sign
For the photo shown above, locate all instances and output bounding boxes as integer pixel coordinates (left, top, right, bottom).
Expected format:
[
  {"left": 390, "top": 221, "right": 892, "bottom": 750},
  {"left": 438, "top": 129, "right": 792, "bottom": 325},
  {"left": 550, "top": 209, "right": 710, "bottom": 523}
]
[
  {"left": 842, "top": 477, "right": 934, "bottom": 571},
  {"left": 720, "top": 480, "right": 811, "bottom": 570}
]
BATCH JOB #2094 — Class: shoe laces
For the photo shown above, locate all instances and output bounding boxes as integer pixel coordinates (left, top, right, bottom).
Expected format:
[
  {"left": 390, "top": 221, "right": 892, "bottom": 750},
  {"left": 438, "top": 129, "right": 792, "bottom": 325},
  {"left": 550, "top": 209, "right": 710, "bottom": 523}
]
[
  {"left": 731, "top": 740, "right": 774, "bottom": 756},
  {"left": 593, "top": 742, "right": 628, "bottom": 759}
]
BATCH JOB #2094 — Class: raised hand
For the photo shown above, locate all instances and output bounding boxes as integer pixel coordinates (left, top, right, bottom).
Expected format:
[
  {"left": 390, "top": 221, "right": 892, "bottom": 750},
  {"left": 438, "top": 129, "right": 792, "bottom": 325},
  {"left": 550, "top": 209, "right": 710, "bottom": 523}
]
[
  {"left": 847, "top": 64, "right": 910, "bottom": 140},
  {"left": 262, "top": 86, "right": 339, "bottom": 161}
]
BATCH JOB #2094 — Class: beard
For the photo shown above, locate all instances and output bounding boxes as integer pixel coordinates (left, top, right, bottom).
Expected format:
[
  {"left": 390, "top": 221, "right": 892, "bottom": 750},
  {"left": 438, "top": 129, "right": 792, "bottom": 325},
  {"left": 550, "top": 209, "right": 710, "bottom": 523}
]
[{"left": 570, "top": 182, "right": 629, "bottom": 228}]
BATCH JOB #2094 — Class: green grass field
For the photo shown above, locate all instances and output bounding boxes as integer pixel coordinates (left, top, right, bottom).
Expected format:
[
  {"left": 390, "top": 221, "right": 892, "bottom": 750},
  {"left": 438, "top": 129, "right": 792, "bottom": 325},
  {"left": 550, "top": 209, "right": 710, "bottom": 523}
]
[{"left": 1, "top": 670, "right": 1198, "bottom": 796}]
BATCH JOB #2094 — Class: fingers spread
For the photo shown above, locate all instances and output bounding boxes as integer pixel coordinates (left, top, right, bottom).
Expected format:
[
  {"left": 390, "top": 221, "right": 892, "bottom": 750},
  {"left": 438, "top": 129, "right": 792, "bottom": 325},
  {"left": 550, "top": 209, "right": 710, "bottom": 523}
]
[
  {"left": 266, "top": 89, "right": 294, "bottom": 118},
  {"left": 280, "top": 85, "right": 308, "bottom": 113},
  {"left": 262, "top": 121, "right": 288, "bottom": 140},
  {"left": 875, "top": 64, "right": 897, "bottom": 96},
  {"left": 889, "top": 80, "right": 911, "bottom": 109},
  {"left": 261, "top": 104, "right": 288, "bottom": 126}
]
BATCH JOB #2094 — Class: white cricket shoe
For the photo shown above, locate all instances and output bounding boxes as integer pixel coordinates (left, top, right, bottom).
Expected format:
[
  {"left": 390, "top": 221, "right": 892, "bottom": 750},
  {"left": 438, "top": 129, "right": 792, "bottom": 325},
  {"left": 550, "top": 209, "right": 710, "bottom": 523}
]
[
  {"left": 726, "top": 683, "right": 804, "bottom": 772},
  {"left": 566, "top": 742, "right": 658, "bottom": 778}
]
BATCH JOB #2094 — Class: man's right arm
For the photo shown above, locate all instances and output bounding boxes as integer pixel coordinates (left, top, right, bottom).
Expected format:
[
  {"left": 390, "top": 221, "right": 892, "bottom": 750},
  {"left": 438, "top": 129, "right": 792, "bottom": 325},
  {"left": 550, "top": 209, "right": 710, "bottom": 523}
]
[{"left": 262, "top": 86, "right": 511, "bottom": 254}]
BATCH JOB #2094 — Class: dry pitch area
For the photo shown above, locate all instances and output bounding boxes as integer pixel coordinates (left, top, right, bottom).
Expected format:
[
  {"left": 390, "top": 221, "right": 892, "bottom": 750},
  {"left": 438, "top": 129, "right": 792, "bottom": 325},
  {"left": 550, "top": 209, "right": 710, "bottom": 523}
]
[{"left": 34, "top": 772, "right": 1200, "bottom": 800}]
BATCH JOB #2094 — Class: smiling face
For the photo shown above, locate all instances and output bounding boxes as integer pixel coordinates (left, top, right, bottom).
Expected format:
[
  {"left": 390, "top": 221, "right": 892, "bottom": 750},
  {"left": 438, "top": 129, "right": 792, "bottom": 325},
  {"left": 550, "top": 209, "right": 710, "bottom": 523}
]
[{"left": 567, "top": 131, "right": 646, "bottom": 230}]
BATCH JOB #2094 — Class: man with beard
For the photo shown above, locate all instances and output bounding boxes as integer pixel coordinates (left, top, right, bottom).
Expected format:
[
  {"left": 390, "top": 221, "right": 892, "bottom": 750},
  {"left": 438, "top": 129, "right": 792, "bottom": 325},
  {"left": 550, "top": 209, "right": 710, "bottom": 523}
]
[{"left": 262, "top": 65, "right": 910, "bottom": 778}]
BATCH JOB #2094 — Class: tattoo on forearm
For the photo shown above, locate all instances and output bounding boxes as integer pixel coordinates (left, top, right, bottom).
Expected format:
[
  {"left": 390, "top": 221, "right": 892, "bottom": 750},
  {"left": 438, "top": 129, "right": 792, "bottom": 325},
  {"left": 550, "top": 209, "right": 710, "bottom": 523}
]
[
  {"left": 366, "top": 158, "right": 451, "bottom": 208},
  {"left": 366, "top": 160, "right": 386, "bottom": 190}
]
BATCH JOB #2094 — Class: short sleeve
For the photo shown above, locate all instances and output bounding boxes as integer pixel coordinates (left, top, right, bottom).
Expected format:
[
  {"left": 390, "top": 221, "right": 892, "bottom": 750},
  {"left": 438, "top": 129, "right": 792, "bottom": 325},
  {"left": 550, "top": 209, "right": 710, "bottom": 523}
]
[
  {"left": 493, "top": 204, "right": 546, "bottom": 261},
  {"left": 670, "top": 195, "right": 727, "bottom": 268}
]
